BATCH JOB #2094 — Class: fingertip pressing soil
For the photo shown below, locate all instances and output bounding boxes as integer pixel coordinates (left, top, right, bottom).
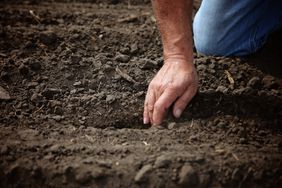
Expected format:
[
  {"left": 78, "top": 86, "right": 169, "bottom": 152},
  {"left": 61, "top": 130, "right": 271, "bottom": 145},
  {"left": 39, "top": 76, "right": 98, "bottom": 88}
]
[{"left": 0, "top": 1, "right": 281, "bottom": 188}]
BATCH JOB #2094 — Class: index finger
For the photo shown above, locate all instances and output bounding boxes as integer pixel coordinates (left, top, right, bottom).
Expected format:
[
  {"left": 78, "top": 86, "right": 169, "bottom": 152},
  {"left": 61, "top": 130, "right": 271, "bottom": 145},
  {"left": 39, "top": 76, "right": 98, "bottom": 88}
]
[
  {"left": 144, "top": 86, "right": 156, "bottom": 125},
  {"left": 152, "top": 88, "right": 179, "bottom": 125}
]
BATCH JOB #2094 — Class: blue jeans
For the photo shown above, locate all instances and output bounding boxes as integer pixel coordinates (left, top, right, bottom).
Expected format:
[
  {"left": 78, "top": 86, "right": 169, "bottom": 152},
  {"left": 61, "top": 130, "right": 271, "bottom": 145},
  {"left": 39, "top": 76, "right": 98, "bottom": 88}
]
[{"left": 193, "top": 0, "right": 282, "bottom": 56}]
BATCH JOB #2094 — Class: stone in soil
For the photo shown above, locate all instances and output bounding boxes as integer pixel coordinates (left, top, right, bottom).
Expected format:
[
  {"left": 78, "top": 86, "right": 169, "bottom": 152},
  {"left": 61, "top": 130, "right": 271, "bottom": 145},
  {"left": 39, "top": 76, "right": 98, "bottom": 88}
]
[
  {"left": 27, "top": 81, "right": 39, "bottom": 89},
  {"left": 51, "top": 115, "right": 64, "bottom": 122},
  {"left": 0, "top": 86, "right": 11, "bottom": 100},
  {"left": 178, "top": 164, "right": 199, "bottom": 187},
  {"left": 73, "top": 81, "right": 82, "bottom": 87},
  {"left": 130, "top": 43, "right": 138, "bottom": 54},
  {"left": 42, "top": 88, "right": 62, "bottom": 99},
  {"left": 216, "top": 85, "right": 228, "bottom": 94},
  {"left": 39, "top": 31, "right": 59, "bottom": 46},
  {"left": 154, "top": 154, "right": 171, "bottom": 168},
  {"left": 30, "top": 93, "right": 43, "bottom": 102},
  {"left": 115, "top": 53, "right": 130, "bottom": 63},
  {"left": 106, "top": 94, "right": 116, "bottom": 104},
  {"left": 262, "top": 75, "right": 276, "bottom": 89},
  {"left": 139, "top": 58, "right": 158, "bottom": 69},
  {"left": 247, "top": 76, "right": 260, "bottom": 89}
]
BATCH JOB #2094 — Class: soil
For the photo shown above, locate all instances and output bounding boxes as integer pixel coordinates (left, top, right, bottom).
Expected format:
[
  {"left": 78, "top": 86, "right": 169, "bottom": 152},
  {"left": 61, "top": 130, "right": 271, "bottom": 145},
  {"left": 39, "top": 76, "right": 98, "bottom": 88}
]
[{"left": 0, "top": 1, "right": 281, "bottom": 188}]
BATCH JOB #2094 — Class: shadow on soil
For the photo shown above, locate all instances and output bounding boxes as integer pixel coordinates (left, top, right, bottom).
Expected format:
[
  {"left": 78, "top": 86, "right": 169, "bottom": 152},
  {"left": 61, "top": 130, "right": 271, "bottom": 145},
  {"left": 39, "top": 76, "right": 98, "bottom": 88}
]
[
  {"left": 246, "top": 29, "right": 282, "bottom": 78},
  {"left": 114, "top": 91, "right": 282, "bottom": 131}
]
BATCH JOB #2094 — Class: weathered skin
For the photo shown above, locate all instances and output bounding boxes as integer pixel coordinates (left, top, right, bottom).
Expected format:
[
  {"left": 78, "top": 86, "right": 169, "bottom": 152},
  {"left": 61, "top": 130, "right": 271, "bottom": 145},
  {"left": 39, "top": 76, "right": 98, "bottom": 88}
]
[{"left": 144, "top": 0, "right": 198, "bottom": 125}]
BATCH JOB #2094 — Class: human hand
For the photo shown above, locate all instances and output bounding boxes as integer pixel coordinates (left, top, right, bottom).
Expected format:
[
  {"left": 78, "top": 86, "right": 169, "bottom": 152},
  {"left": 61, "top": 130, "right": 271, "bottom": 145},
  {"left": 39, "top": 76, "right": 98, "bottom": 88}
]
[{"left": 143, "top": 56, "right": 198, "bottom": 126}]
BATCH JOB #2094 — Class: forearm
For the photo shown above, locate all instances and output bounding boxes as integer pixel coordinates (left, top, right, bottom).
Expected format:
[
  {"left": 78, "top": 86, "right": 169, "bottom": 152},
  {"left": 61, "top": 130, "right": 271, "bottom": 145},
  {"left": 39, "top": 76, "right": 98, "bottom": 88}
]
[
  {"left": 144, "top": 0, "right": 197, "bottom": 125},
  {"left": 151, "top": 0, "right": 193, "bottom": 62}
]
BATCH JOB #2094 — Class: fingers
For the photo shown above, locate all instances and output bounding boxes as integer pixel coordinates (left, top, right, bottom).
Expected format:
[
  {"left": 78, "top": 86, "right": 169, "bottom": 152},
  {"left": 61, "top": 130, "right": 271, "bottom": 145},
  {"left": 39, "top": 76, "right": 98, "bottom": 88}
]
[
  {"left": 173, "top": 84, "right": 198, "bottom": 118},
  {"left": 143, "top": 105, "right": 149, "bottom": 124},
  {"left": 144, "top": 82, "right": 197, "bottom": 125},
  {"left": 144, "top": 86, "right": 156, "bottom": 124},
  {"left": 152, "top": 88, "right": 179, "bottom": 125}
]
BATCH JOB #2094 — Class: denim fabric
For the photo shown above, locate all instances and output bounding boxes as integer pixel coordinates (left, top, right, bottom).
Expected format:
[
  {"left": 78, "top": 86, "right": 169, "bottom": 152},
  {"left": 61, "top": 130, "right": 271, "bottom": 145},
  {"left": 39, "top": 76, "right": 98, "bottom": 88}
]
[{"left": 193, "top": 0, "right": 282, "bottom": 56}]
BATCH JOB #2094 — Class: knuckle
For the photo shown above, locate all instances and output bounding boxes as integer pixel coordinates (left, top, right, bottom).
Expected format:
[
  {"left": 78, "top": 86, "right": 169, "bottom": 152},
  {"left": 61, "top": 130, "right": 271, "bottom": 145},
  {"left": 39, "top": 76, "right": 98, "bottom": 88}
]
[
  {"left": 154, "top": 103, "right": 163, "bottom": 112},
  {"left": 167, "top": 83, "right": 179, "bottom": 91},
  {"left": 177, "top": 99, "right": 188, "bottom": 108},
  {"left": 166, "top": 82, "right": 177, "bottom": 90},
  {"left": 149, "top": 81, "right": 158, "bottom": 89},
  {"left": 148, "top": 104, "right": 154, "bottom": 111},
  {"left": 144, "top": 104, "right": 148, "bottom": 110},
  {"left": 178, "top": 97, "right": 188, "bottom": 104},
  {"left": 155, "top": 84, "right": 162, "bottom": 91},
  {"left": 151, "top": 82, "right": 163, "bottom": 91}
]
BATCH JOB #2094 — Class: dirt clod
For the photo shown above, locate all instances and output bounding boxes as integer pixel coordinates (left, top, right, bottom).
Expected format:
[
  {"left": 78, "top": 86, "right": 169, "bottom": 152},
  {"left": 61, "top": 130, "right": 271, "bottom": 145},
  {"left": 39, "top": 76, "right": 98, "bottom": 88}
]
[
  {"left": 115, "top": 53, "right": 130, "bottom": 62},
  {"left": 0, "top": 86, "right": 11, "bottom": 100},
  {"left": 134, "top": 164, "right": 153, "bottom": 183},
  {"left": 42, "top": 88, "right": 62, "bottom": 99},
  {"left": 39, "top": 31, "right": 59, "bottom": 47},
  {"left": 247, "top": 76, "right": 260, "bottom": 89},
  {"left": 18, "top": 64, "right": 30, "bottom": 75},
  {"left": 262, "top": 75, "right": 276, "bottom": 89},
  {"left": 139, "top": 58, "right": 158, "bottom": 69},
  {"left": 154, "top": 154, "right": 171, "bottom": 168},
  {"left": 178, "top": 164, "right": 199, "bottom": 187}
]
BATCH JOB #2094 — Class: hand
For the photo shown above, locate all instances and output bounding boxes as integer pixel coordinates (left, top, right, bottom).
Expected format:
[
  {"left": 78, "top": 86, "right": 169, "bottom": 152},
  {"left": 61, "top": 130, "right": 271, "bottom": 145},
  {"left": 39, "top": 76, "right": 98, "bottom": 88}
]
[{"left": 143, "top": 57, "right": 198, "bottom": 125}]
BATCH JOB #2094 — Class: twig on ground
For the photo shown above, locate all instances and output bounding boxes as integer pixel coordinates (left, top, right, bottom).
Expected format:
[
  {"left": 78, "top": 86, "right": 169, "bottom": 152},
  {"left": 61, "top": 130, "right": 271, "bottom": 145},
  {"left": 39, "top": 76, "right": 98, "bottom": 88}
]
[
  {"left": 190, "top": 119, "right": 194, "bottom": 128},
  {"left": 118, "top": 14, "right": 138, "bottom": 23},
  {"left": 224, "top": 70, "right": 235, "bottom": 88},
  {"left": 231, "top": 152, "right": 240, "bottom": 161},
  {"left": 0, "top": 52, "right": 7, "bottom": 57},
  {"left": 33, "top": 105, "right": 44, "bottom": 115},
  {"left": 116, "top": 67, "right": 137, "bottom": 84},
  {"left": 29, "top": 10, "right": 41, "bottom": 23},
  {"left": 143, "top": 141, "right": 149, "bottom": 146},
  {"left": 85, "top": 134, "right": 95, "bottom": 143}
]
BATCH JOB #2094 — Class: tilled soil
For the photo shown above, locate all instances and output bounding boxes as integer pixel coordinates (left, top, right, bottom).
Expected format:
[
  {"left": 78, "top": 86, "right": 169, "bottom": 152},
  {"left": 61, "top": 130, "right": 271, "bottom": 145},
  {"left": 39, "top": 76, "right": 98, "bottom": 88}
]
[{"left": 0, "top": 1, "right": 281, "bottom": 188}]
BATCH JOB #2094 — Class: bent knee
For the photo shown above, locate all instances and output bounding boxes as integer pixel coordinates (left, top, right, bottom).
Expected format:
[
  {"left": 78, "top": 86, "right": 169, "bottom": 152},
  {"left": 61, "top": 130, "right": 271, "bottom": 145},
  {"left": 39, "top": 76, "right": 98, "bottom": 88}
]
[
  {"left": 193, "top": 23, "right": 247, "bottom": 57},
  {"left": 193, "top": 15, "right": 226, "bottom": 56},
  {"left": 193, "top": 34, "right": 222, "bottom": 56}
]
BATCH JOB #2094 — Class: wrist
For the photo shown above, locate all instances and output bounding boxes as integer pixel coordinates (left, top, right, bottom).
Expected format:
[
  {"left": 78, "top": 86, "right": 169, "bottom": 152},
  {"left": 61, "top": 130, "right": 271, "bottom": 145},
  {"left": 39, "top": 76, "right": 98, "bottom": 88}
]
[
  {"left": 163, "top": 36, "right": 193, "bottom": 63},
  {"left": 163, "top": 50, "right": 194, "bottom": 65}
]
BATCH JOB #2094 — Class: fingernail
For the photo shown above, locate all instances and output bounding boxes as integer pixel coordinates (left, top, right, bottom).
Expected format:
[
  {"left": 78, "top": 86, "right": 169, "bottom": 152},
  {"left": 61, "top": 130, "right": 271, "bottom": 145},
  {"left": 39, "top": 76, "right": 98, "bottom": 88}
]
[
  {"left": 175, "top": 109, "right": 182, "bottom": 118},
  {"left": 143, "top": 117, "right": 149, "bottom": 124}
]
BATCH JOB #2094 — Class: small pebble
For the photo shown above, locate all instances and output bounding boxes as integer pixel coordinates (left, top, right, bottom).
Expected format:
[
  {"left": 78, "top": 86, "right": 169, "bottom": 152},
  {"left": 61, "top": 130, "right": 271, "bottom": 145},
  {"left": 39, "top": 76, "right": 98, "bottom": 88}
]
[
  {"left": 216, "top": 86, "right": 228, "bottom": 94},
  {"left": 115, "top": 53, "right": 130, "bottom": 63},
  {"left": 168, "top": 122, "right": 176, "bottom": 129}
]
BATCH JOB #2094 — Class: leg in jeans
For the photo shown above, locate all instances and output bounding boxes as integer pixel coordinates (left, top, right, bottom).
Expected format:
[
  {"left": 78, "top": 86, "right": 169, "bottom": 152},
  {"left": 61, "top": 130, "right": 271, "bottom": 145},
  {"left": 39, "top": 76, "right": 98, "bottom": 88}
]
[{"left": 193, "top": 0, "right": 282, "bottom": 56}]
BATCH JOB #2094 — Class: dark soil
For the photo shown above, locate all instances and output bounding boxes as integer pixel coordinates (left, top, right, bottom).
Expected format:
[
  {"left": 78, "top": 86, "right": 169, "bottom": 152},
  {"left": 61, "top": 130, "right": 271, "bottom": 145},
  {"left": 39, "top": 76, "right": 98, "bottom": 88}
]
[{"left": 0, "top": 1, "right": 281, "bottom": 187}]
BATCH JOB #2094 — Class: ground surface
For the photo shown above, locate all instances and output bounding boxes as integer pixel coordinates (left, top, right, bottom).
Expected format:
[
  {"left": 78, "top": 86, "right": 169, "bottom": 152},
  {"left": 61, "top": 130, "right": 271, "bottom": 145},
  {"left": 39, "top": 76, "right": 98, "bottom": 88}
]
[{"left": 0, "top": 1, "right": 282, "bottom": 188}]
